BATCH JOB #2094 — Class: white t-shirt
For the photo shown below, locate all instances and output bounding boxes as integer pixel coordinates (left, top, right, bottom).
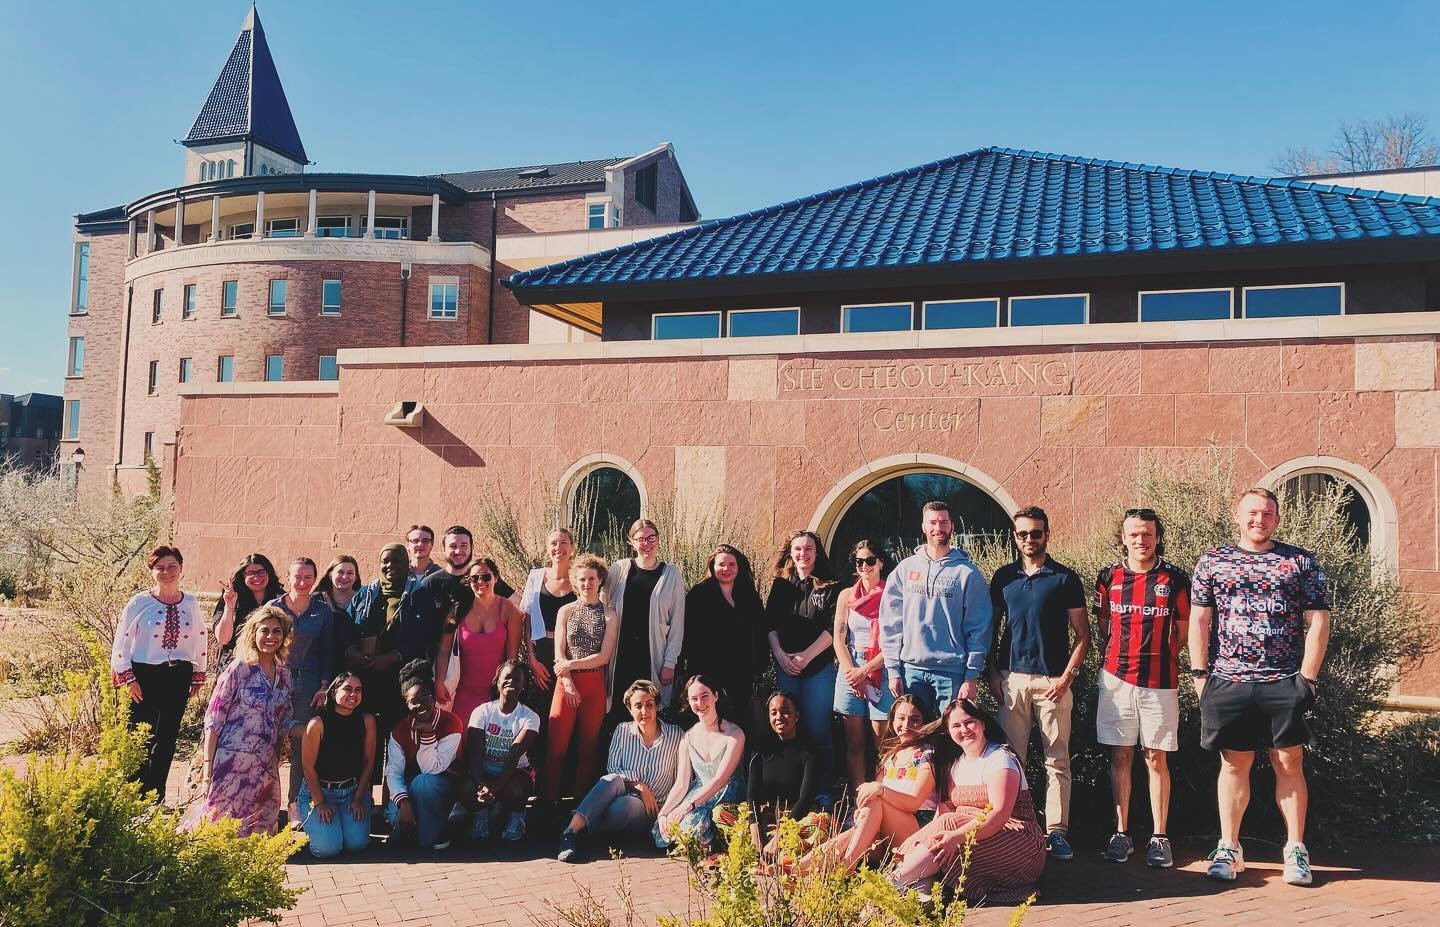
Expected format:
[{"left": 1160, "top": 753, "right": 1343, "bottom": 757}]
[
  {"left": 949, "top": 743, "right": 1028, "bottom": 792},
  {"left": 467, "top": 700, "right": 540, "bottom": 772}
]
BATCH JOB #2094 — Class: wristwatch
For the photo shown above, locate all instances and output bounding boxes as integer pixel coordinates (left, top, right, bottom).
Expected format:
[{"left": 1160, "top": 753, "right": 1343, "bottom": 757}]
[
  {"left": 1189, "top": 668, "right": 1209, "bottom": 679},
  {"left": 1066, "top": 666, "right": 1081, "bottom": 680}
]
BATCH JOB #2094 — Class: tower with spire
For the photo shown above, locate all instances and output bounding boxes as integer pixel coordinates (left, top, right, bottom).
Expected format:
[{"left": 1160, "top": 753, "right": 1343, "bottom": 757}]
[{"left": 182, "top": 6, "right": 308, "bottom": 183}]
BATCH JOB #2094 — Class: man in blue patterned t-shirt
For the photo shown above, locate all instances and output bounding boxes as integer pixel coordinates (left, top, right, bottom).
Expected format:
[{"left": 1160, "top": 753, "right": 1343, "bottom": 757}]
[{"left": 1189, "top": 488, "right": 1331, "bottom": 888}]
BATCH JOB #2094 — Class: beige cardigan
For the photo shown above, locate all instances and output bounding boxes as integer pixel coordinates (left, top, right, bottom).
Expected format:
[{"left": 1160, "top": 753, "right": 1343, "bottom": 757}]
[{"left": 604, "top": 559, "right": 686, "bottom": 710}]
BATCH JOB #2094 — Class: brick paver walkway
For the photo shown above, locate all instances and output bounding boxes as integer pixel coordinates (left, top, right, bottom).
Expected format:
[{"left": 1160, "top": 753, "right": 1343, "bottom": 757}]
[{"left": 278, "top": 834, "right": 1440, "bottom": 927}]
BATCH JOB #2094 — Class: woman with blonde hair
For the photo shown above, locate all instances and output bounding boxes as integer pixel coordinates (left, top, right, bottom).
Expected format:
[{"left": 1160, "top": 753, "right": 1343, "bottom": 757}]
[
  {"left": 606, "top": 519, "right": 686, "bottom": 713},
  {"left": 197, "top": 605, "right": 296, "bottom": 835}
]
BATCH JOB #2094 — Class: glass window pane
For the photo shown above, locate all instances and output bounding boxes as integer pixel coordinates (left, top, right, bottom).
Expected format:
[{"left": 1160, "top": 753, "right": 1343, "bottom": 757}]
[
  {"left": 75, "top": 242, "right": 89, "bottom": 311},
  {"left": 65, "top": 400, "right": 80, "bottom": 440},
  {"left": 730, "top": 308, "right": 800, "bottom": 337},
  {"left": 572, "top": 467, "right": 642, "bottom": 544},
  {"left": 1244, "top": 284, "right": 1342, "bottom": 319},
  {"left": 222, "top": 280, "right": 238, "bottom": 313},
  {"left": 218, "top": 356, "right": 234, "bottom": 382},
  {"left": 322, "top": 279, "right": 341, "bottom": 312},
  {"left": 268, "top": 279, "right": 287, "bottom": 314},
  {"left": 265, "top": 355, "right": 283, "bottom": 381},
  {"left": 587, "top": 204, "right": 606, "bottom": 230},
  {"left": 830, "top": 471, "right": 1012, "bottom": 570},
  {"left": 1010, "top": 295, "right": 1086, "bottom": 326},
  {"left": 179, "top": 358, "right": 192, "bottom": 383},
  {"left": 1140, "top": 289, "right": 1231, "bottom": 322},
  {"left": 318, "top": 356, "right": 338, "bottom": 380},
  {"left": 653, "top": 312, "right": 721, "bottom": 340},
  {"left": 844, "top": 303, "right": 912, "bottom": 333},
  {"left": 924, "top": 300, "right": 998, "bottom": 329},
  {"left": 68, "top": 337, "right": 84, "bottom": 376}
]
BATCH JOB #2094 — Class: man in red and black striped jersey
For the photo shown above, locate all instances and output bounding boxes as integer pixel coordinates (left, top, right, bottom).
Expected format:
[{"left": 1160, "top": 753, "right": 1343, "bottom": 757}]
[{"left": 1093, "top": 508, "right": 1190, "bottom": 869}]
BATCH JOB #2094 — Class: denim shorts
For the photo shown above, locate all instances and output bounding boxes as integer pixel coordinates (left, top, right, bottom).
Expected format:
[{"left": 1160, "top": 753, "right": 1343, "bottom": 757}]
[{"left": 832, "top": 651, "right": 892, "bottom": 721}]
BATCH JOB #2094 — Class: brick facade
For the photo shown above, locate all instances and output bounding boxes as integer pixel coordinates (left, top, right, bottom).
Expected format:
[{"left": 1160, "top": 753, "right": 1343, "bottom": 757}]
[
  {"left": 497, "top": 194, "right": 590, "bottom": 235},
  {"left": 62, "top": 231, "right": 129, "bottom": 483}
]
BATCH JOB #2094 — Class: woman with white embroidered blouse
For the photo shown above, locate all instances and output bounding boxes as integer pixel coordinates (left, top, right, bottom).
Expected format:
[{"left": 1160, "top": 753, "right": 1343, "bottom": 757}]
[{"left": 110, "top": 545, "right": 209, "bottom": 799}]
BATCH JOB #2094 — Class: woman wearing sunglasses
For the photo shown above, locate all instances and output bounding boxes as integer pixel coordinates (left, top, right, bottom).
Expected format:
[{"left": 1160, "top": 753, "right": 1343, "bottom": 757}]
[
  {"left": 833, "top": 539, "right": 895, "bottom": 804},
  {"left": 434, "top": 557, "right": 526, "bottom": 729}
]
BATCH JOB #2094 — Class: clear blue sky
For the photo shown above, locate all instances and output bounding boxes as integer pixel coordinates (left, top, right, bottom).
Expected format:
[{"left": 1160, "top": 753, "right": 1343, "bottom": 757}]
[{"left": 2, "top": 0, "right": 1437, "bottom": 394}]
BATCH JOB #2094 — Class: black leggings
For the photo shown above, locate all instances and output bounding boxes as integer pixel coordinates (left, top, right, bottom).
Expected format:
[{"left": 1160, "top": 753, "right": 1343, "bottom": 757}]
[{"left": 128, "top": 661, "right": 193, "bottom": 798}]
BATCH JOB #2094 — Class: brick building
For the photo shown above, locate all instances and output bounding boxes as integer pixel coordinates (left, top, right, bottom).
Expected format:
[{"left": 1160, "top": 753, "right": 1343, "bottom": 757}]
[
  {"left": 0, "top": 393, "right": 62, "bottom": 472},
  {"left": 60, "top": 8, "right": 699, "bottom": 493}
]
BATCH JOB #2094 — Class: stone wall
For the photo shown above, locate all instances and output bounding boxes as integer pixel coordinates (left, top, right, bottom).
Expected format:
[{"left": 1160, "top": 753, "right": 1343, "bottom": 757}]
[{"left": 172, "top": 329, "right": 1440, "bottom": 698}]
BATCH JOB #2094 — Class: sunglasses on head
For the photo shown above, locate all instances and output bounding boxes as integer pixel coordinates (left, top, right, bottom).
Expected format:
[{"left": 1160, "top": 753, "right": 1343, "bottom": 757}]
[
  {"left": 1014, "top": 529, "right": 1046, "bottom": 540},
  {"left": 853, "top": 555, "right": 880, "bottom": 567},
  {"left": 469, "top": 573, "right": 494, "bottom": 584}
]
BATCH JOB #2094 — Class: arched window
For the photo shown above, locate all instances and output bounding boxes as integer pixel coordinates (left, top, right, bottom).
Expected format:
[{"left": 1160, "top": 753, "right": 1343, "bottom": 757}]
[
  {"left": 1282, "top": 472, "right": 1371, "bottom": 548},
  {"left": 227, "top": 159, "right": 236, "bottom": 178},
  {"left": 830, "top": 470, "right": 1012, "bottom": 566},
  {"left": 571, "top": 466, "right": 642, "bottom": 548}
]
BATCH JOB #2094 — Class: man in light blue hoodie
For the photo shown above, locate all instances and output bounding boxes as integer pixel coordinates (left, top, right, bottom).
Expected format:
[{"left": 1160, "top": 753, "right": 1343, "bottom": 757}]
[{"left": 880, "top": 500, "right": 994, "bottom": 717}]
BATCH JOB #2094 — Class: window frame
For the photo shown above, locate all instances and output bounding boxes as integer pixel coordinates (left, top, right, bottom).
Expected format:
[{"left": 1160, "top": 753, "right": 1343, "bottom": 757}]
[
  {"left": 265, "top": 217, "right": 301, "bottom": 239},
  {"left": 147, "top": 360, "right": 159, "bottom": 395},
  {"left": 321, "top": 279, "right": 342, "bottom": 315},
  {"left": 921, "top": 298, "right": 1001, "bottom": 330},
  {"left": 221, "top": 279, "right": 238, "bottom": 316},
  {"left": 152, "top": 288, "right": 164, "bottom": 324},
  {"left": 652, "top": 311, "right": 722, "bottom": 340},
  {"left": 217, "top": 355, "right": 234, "bottom": 383},
  {"left": 428, "top": 278, "right": 459, "bottom": 321},
  {"left": 363, "top": 216, "right": 409, "bottom": 240},
  {"left": 67, "top": 336, "right": 84, "bottom": 377},
  {"left": 143, "top": 432, "right": 154, "bottom": 462},
  {"left": 727, "top": 307, "right": 802, "bottom": 338},
  {"left": 64, "top": 399, "right": 80, "bottom": 441},
  {"left": 182, "top": 283, "right": 198, "bottom": 319},
  {"left": 314, "top": 215, "right": 354, "bottom": 238},
  {"left": 1240, "top": 282, "right": 1346, "bottom": 319},
  {"left": 1008, "top": 292, "right": 1090, "bottom": 327},
  {"left": 267, "top": 278, "right": 288, "bottom": 316},
  {"left": 1137, "top": 287, "right": 1235, "bottom": 322},
  {"left": 264, "top": 354, "right": 284, "bottom": 382},
  {"left": 318, "top": 355, "right": 339, "bottom": 381},
  {"left": 73, "top": 241, "right": 89, "bottom": 314},
  {"left": 841, "top": 301, "right": 915, "bottom": 334},
  {"left": 228, "top": 222, "right": 255, "bottom": 240},
  {"left": 587, "top": 203, "right": 607, "bottom": 230},
  {"left": 179, "top": 357, "right": 193, "bottom": 384}
]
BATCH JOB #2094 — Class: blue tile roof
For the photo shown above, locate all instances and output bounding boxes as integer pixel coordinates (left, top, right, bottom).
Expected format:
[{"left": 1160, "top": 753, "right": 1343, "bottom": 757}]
[
  {"left": 184, "top": 8, "right": 307, "bottom": 163},
  {"left": 506, "top": 146, "right": 1440, "bottom": 292}
]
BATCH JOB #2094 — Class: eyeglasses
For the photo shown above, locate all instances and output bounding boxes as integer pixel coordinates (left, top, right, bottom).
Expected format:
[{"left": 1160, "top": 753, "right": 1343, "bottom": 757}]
[
  {"left": 1124, "top": 508, "right": 1157, "bottom": 519},
  {"left": 243, "top": 569, "right": 268, "bottom": 579},
  {"left": 469, "top": 573, "right": 494, "bottom": 584},
  {"left": 633, "top": 534, "right": 659, "bottom": 545},
  {"left": 853, "top": 556, "right": 880, "bottom": 567},
  {"left": 1013, "top": 529, "right": 1046, "bottom": 540}
]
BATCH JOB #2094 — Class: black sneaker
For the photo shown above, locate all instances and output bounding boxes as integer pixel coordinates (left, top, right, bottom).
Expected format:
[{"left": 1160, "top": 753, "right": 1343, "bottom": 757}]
[{"left": 557, "top": 830, "right": 580, "bottom": 863}]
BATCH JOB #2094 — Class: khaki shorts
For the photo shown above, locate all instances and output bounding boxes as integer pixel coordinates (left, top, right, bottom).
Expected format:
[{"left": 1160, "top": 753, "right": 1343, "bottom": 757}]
[{"left": 1096, "top": 669, "right": 1179, "bottom": 751}]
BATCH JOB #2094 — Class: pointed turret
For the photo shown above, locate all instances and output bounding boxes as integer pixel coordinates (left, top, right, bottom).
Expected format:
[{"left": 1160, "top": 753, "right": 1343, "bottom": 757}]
[{"left": 183, "top": 6, "right": 307, "bottom": 180}]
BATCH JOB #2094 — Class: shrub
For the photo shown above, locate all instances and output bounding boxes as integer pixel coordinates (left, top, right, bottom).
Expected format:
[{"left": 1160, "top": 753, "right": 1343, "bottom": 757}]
[
  {"left": 0, "top": 643, "right": 303, "bottom": 926},
  {"left": 975, "top": 449, "right": 1440, "bottom": 845}
]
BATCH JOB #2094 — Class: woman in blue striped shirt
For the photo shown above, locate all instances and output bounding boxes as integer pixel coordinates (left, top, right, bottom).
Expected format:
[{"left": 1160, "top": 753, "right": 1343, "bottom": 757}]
[{"left": 556, "top": 679, "right": 682, "bottom": 862}]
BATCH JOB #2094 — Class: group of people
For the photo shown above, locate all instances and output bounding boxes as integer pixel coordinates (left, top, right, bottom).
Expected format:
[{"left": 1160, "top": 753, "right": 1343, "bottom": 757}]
[{"left": 109, "top": 486, "right": 1330, "bottom": 902}]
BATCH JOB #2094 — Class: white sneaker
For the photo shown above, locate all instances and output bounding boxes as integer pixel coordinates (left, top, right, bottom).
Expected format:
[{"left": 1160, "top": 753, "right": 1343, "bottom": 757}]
[
  {"left": 1283, "top": 842, "right": 1313, "bottom": 886},
  {"left": 1205, "top": 841, "right": 1245, "bottom": 881}
]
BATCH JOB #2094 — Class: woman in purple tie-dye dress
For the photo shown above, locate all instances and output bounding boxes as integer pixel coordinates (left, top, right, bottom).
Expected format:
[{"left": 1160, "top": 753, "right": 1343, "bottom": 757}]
[{"left": 199, "top": 605, "right": 296, "bottom": 835}]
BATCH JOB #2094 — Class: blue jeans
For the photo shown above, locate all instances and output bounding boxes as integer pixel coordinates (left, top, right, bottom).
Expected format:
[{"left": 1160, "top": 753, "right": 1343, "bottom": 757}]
[
  {"left": 902, "top": 666, "right": 968, "bottom": 719},
  {"left": 298, "top": 781, "right": 372, "bottom": 858},
  {"left": 385, "top": 772, "right": 454, "bottom": 847},
  {"left": 574, "top": 773, "right": 652, "bottom": 837},
  {"left": 775, "top": 659, "right": 837, "bottom": 797}
]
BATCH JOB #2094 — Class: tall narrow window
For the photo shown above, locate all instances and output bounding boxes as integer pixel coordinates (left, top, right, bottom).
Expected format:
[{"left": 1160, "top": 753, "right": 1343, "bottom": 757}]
[
  {"left": 318, "top": 355, "right": 338, "bottom": 380},
  {"left": 74, "top": 242, "right": 89, "bottom": 313},
  {"left": 183, "top": 284, "right": 197, "bottom": 319},
  {"left": 65, "top": 400, "right": 80, "bottom": 440},
  {"left": 217, "top": 355, "right": 234, "bottom": 382},
  {"left": 179, "top": 357, "right": 193, "bottom": 383},
  {"left": 265, "top": 354, "right": 284, "bottom": 382},
  {"left": 221, "top": 279, "right": 238, "bottom": 316},
  {"left": 67, "top": 337, "right": 84, "bottom": 376},
  {"left": 587, "top": 203, "right": 607, "bottom": 229},
  {"left": 321, "top": 279, "right": 342, "bottom": 315},
  {"left": 152, "top": 289, "right": 163, "bottom": 323},
  {"left": 635, "top": 163, "right": 658, "bottom": 212},
  {"left": 143, "top": 432, "right": 154, "bottom": 461},
  {"left": 268, "top": 279, "right": 287, "bottom": 315},
  {"left": 147, "top": 360, "right": 159, "bottom": 395},
  {"left": 429, "top": 280, "right": 459, "bottom": 320}
]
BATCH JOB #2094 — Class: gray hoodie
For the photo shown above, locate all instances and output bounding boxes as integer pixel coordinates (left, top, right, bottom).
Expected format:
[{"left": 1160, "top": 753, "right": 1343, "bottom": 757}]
[{"left": 880, "top": 544, "right": 993, "bottom": 679}]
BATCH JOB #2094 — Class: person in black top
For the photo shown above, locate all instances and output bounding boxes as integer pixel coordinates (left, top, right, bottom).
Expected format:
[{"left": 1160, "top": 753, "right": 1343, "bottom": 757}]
[
  {"left": 213, "top": 553, "right": 284, "bottom": 669},
  {"left": 716, "top": 691, "right": 829, "bottom": 860},
  {"left": 298, "top": 671, "right": 376, "bottom": 857},
  {"left": 604, "top": 519, "right": 685, "bottom": 717},
  {"left": 679, "top": 545, "right": 766, "bottom": 734},
  {"left": 766, "top": 529, "right": 841, "bottom": 808}
]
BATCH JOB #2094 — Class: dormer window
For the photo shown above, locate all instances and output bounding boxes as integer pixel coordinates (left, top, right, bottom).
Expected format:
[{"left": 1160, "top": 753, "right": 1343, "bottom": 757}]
[{"left": 517, "top": 167, "right": 550, "bottom": 180}]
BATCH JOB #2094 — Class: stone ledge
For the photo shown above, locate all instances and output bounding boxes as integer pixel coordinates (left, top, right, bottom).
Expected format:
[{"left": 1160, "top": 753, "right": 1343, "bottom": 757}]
[{"left": 178, "top": 380, "right": 339, "bottom": 397}]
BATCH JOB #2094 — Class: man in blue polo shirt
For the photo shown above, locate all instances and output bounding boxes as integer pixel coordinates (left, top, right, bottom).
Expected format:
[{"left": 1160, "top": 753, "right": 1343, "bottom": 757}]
[{"left": 986, "top": 505, "right": 1090, "bottom": 861}]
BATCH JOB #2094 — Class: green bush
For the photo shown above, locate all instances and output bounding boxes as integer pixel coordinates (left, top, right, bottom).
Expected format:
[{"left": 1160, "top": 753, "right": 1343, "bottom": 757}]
[
  {"left": 972, "top": 450, "right": 1440, "bottom": 846},
  {"left": 0, "top": 643, "right": 303, "bottom": 926}
]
